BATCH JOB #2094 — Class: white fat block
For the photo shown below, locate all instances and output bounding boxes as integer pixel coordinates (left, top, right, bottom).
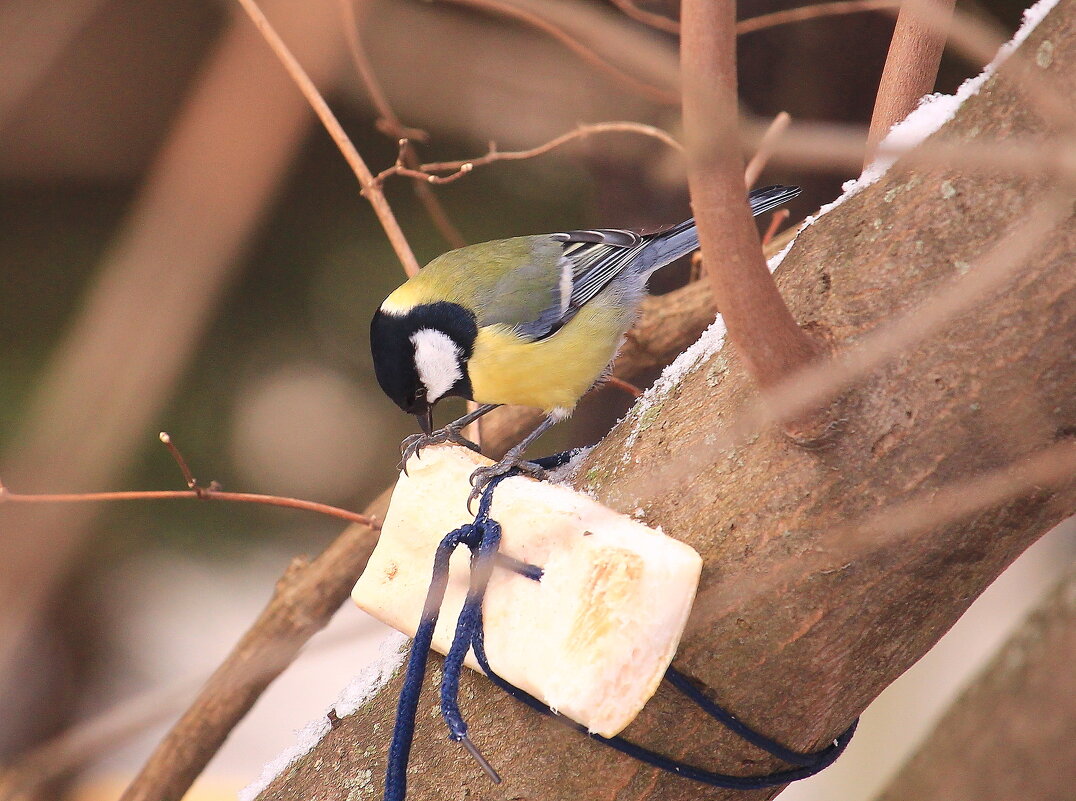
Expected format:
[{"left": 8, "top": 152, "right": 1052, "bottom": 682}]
[{"left": 352, "top": 445, "right": 701, "bottom": 737}]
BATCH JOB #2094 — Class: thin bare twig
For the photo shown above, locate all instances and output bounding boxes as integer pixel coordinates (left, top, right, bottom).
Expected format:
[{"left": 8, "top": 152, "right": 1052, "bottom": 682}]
[
  {"left": 158, "top": 432, "right": 197, "bottom": 488},
  {"left": 737, "top": 0, "right": 901, "bottom": 35},
  {"left": 414, "top": 122, "right": 683, "bottom": 166},
  {"left": 613, "top": 0, "right": 903, "bottom": 37},
  {"left": 234, "top": 0, "right": 422, "bottom": 276},
  {"left": 337, "top": 0, "right": 402, "bottom": 139},
  {"left": 337, "top": 0, "right": 467, "bottom": 249},
  {"left": 865, "top": 0, "right": 957, "bottom": 163},
  {"left": 0, "top": 433, "right": 380, "bottom": 530},
  {"left": 0, "top": 488, "right": 376, "bottom": 528},
  {"left": 608, "top": 0, "right": 679, "bottom": 34},
  {"left": 377, "top": 121, "right": 682, "bottom": 186},
  {"left": 603, "top": 375, "right": 643, "bottom": 399},
  {"left": 761, "top": 209, "right": 790, "bottom": 247},
  {"left": 743, "top": 111, "right": 791, "bottom": 187},
  {"left": 438, "top": 0, "right": 679, "bottom": 104}
]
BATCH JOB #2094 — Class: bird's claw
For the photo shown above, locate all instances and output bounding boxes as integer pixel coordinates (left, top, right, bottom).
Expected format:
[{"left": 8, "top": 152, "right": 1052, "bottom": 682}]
[
  {"left": 467, "top": 457, "right": 546, "bottom": 511},
  {"left": 399, "top": 425, "right": 481, "bottom": 474}
]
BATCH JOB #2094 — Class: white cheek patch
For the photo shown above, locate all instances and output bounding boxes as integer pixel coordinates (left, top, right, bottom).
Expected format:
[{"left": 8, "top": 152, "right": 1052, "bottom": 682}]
[{"left": 410, "top": 328, "right": 463, "bottom": 403}]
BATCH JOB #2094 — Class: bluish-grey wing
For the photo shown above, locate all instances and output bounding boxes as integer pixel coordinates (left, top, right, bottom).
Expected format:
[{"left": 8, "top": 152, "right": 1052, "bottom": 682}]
[
  {"left": 516, "top": 186, "right": 799, "bottom": 339},
  {"left": 516, "top": 225, "right": 687, "bottom": 339},
  {"left": 507, "top": 229, "right": 644, "bottom": 340},
  {"left": 561, "top": 238, "right": 649, "bottom": 309}
]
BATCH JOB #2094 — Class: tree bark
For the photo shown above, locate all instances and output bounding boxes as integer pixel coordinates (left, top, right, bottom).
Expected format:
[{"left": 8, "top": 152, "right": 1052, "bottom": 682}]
[
  {"left": 255, "top": 2, "right": 1076, "bottom": 799},
  {"left": 872, "top": 560, "right": 1076, "bottom": 801}
]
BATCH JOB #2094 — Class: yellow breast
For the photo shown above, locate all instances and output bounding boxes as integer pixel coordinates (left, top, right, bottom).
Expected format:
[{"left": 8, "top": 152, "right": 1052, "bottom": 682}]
[{"left": 467, "top": 300, "right": 634, "bottom": 413}]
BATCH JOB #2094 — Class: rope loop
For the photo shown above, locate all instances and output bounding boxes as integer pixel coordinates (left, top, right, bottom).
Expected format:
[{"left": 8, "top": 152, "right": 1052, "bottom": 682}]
[{"left": 382, "top": 462, "right": 857, "bottom": 801}]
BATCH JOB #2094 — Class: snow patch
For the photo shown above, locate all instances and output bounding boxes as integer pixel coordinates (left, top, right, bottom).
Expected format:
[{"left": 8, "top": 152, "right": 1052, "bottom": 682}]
[
  {"left": 238, "top": 631, "right": 408, "bottom": 801},
  {"left": 807, "top": 0, "right": 1061, "bottom": 225},
  {"left": 333, "top": 631, "right": 409, "bottom": 716},
  {"left": 547, "top": 445, "right": 595, "bottom": 486}
]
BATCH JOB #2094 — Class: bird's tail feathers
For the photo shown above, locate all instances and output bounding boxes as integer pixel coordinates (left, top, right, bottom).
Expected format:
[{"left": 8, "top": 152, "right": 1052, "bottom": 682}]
[
  {"left": 636, "top": 217, "right": 700, "bottom": 275},
  {"left": 747, "top": 184, "right": 801, "bottom": 216},
  {"left": 636, "top": 184, "right": 800, "bottom": 275}
]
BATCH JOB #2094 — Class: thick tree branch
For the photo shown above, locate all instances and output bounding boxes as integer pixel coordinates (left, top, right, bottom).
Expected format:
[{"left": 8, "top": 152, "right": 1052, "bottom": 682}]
[
  {"left": 116, "top": 492, "right": 388, "bottom": 801},
  {"left": 680, "top": 0, "right": 820, "bottom": 393},
  {"left": 865, "top": 0, "right": 956, "bottom": 162},
  {"left": 253, "top": 4, "right": 1076, "bottom": 798},
  {"left": 874, "top": 561, "right": 1076, "bottom": 801}
]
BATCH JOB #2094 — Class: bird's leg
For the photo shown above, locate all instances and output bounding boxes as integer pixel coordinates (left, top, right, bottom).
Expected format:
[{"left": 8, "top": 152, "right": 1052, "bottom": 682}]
[
  {"left": 400, "top": 404, "right": 500, "bottom": 470},
  {"left": 467, "top": 411, "right": 566, "bottom": 508}
]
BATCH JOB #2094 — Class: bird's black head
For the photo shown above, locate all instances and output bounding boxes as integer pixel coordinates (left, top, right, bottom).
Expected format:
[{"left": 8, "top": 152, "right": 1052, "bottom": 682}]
[{"left": 370, "top": 301, "right": 478, "bottom": 432}]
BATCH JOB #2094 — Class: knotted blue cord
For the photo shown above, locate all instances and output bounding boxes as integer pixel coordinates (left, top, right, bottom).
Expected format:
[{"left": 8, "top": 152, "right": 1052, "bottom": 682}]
[
  {"left": 384, "top": 473, "right": 511, "bottom": 801},
  {"left": 382, "top": 461, "right": 857, "bottom": 801},
  {"left": 437, "top": 480, "right": 504, "bottom": 757}
]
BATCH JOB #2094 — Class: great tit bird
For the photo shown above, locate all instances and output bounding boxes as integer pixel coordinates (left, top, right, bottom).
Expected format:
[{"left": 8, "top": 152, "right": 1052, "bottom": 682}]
[{"left": 371, "top": 184, "right": 800, "bottom": 496}]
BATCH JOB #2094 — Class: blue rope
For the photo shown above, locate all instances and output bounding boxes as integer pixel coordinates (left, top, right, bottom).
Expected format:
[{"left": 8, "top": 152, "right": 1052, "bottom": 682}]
[
  {"left": 471, "top": 615, "right": 857, "bottom": 789},
  {"left": 384, "top": 474, "right": 510, "bottom": 801},
  {"left": 382, "top": 465, "right": 858, "bottom": 801}
]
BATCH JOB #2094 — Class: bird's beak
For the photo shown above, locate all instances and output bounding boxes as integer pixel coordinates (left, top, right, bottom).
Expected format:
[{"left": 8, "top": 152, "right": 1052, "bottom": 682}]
[{"left": 416, "top": 407, "right": 434, "bottom": 436}]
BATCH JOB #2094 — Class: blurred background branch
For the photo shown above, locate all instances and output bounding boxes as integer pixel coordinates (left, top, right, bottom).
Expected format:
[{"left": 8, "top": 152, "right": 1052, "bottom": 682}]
[
  {"left": 0, "top": 0, "right": 345, "bottom": 744},
  {"left": 873, "top": 562, "right": 1076, "bottom": 801}
]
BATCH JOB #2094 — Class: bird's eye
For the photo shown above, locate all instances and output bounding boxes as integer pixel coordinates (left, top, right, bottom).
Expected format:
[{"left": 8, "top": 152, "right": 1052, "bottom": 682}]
[{"left": 405, "top": 386, "right": 426, "bottom": 408}]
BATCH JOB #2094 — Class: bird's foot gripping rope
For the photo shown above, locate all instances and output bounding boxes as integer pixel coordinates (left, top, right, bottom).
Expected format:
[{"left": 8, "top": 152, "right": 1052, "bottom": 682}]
[{"left": 383, "top": 460, "right": 857, "bottom": 801}]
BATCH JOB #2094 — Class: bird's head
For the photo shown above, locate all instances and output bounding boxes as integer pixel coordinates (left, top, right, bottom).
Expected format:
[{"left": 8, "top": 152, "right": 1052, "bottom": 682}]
[{"left": 370, "top": 301, "right": 478, "bottom": 434}]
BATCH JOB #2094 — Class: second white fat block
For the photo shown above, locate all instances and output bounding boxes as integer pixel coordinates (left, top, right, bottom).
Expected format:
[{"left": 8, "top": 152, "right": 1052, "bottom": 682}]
[{"left": 352, "top": 445, "right": 701, "bottom": 737}]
